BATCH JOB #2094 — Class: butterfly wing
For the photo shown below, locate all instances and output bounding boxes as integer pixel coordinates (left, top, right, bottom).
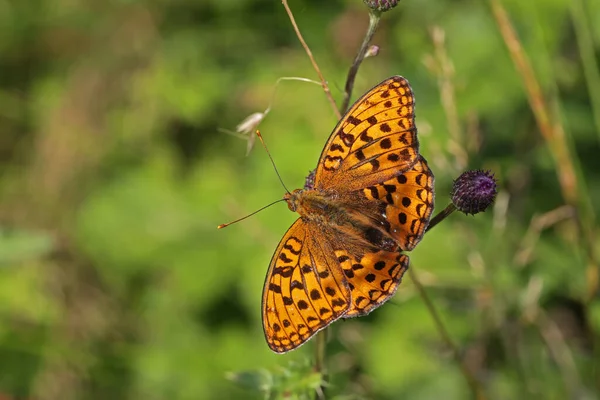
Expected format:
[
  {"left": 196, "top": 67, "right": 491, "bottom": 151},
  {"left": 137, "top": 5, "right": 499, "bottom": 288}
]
[
  {"left": 337, "top": 249, "right": 410, "bottom": 318},
  {"left": 314, "top": 76, "right": 419, "bottom": 192},
  {"left": 320, "top": 157, "right": 433, "bottom": 318},
  {"left": 360, "top": 155, "right": 435, "bottom": 251},
  {"left": 262, "top": 219, "right": 351, "bottom": 353}
]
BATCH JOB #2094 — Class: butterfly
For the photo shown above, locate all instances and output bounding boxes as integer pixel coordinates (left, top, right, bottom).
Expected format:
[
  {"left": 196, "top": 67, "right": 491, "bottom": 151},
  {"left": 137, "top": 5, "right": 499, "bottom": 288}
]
[{"left": 263, "top": 76, "right": 434, "bottom": 353}]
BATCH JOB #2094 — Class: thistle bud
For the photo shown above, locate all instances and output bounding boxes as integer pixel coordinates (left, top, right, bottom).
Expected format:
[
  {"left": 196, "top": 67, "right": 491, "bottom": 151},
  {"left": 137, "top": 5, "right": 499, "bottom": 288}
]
[
  {"left": 451, "top": 170, "right": 497, "bottom": 215},
  {"left": 304, "top": 169, "right": 316, "bottom": 190},
  {"left": 363, "top": 0, "right": 399, "bottom": 12}
]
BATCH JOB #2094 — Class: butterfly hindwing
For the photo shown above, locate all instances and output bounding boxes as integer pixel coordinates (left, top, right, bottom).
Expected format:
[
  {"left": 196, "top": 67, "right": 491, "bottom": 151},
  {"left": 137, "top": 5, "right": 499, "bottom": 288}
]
[
  {"left": 315, "top": 76, "right": 419, "bottom": 191},
  {"left": 262, "top": 219, "right": 351, "bottom": 353},
  {"left": 361, "top": 155, "right": 435, "bottom": 251},
  {"left": 337, "top": 249, "right": 409, "bottom": 318}
]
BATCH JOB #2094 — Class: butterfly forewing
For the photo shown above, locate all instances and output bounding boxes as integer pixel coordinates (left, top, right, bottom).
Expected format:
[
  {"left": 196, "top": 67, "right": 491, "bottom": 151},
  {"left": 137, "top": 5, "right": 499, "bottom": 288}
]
[
  {"left": 262, "top": 219, "right": 351, "bottom": 353},
  {"left": 315, "top": 76, "right": 419, "bottom": 191},
  {"left": 361, "top": 155, "right": 435, "bottom": 251}
]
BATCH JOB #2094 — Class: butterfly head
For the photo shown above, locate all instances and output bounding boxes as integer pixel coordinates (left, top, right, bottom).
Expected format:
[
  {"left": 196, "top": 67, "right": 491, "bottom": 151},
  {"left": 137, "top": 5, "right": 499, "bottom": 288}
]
[{"left": 284, "top": 189, "right": 304, "bottom": 212}]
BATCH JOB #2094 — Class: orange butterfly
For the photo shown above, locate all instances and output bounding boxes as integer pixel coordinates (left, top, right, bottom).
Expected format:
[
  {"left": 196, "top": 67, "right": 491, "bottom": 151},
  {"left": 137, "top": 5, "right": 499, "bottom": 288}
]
[{"left": 263, "top": 76, "right": 434, "bottom": 353}]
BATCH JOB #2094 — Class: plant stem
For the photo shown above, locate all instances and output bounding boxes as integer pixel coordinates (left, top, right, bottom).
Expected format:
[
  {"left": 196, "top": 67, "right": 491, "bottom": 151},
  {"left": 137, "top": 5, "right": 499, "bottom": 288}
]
[
  {"left": 282, "top": 0, "right": 341, "bottom": 120},
  {"left": 426, "top": 203, "right": 456, "bottom": 233},
  {"left": 489, "top": 0, "right": 599, "bottom": 301},
  {"left": 340, "top": 10, "right": 382, "bottom": 113},
  {"left": 489, "top": 0, "right": 577, "bottom": 204},
  {"left": 314, "top": 328, "right": 328, "bottom": 400},
  {"left": 570, "top": 0, "right": 600, "bottom": 142},
  {"left": 409, "top": 268, "right": 487, "bottom": 400}
]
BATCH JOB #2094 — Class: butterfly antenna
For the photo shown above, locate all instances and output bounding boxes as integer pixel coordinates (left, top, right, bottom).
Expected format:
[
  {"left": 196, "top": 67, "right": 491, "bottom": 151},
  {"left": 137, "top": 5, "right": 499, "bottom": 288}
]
[
  {"left": 217, "top": 199, "right": 286, "bottom": 229},
  {"left": 255, "top": 130, "right": 291, "bottom": 194}
]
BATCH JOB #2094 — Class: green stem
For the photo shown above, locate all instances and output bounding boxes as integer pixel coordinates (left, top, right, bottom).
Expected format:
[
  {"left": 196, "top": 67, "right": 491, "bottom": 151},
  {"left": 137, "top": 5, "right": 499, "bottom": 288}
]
[
  {"left": 340, "top": 10, "right": 382, "bottom": 113},
  {"left": 409, "top": 268, "right": 487, "bottom": 400},
  {"left": 426, "top": 203, "right": 457, "bottom": 233},
  {"left": 314, "top": 328, "right": 328, "bottom": 400},
  {"left": 569, "top": 0, "right": 600, "bottom": 309},
  {"left": 570, "top": 0, "right": 600, "bottom": 143}
]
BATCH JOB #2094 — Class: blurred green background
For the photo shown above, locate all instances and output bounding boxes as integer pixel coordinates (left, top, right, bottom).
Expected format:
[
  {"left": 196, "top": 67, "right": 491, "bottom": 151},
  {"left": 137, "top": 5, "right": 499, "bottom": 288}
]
[{"left": 1, "top": 0, "right": 599, "bottom": 399}]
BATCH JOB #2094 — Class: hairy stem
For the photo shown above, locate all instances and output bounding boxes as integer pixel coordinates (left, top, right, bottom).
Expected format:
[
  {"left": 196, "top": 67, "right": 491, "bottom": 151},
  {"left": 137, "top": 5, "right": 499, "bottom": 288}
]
[
  {"left": 282, "top": 0, "right": 341, "bottom": 120},
  {"left": 314, "top": 329, "right": 328, "bottom": 400},
  {"left": 341, "top": 10, "right": 382, "bottom": 113},
  {"left": 426, "top": 203, "right": 456, "bottom": 233}
]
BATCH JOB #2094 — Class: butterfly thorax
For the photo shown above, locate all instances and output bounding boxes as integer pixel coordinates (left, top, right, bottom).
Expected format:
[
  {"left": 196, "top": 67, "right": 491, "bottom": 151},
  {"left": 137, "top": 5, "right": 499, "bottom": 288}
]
[
  {"left": 284, "top": 188, "right": 398, "bottom": 253},
  {"left": 285, "top": 188, "right": 342, "bottom": 224}
]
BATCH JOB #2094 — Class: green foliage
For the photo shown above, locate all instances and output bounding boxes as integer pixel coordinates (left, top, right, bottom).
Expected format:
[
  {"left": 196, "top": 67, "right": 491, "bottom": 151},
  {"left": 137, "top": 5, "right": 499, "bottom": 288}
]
[
  {"left": 228, "top": 359, "right": 324, "bottom": 400},
  {"left": 0, "top": 0, "right": 599, "bottom": 399}
]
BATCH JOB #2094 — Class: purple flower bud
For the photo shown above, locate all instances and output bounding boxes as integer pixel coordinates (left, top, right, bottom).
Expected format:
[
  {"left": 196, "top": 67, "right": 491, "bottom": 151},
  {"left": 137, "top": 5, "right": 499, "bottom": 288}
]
[
  {"left": 451, "top": 170, "right": 497, "bottom": 215},
  {"left": 304, "top": 169, "right": 316, "bottom": 190},
  {"left": 363, "top": 0, "right": 399, "bottom": 12}
]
